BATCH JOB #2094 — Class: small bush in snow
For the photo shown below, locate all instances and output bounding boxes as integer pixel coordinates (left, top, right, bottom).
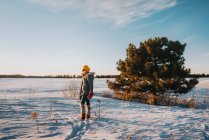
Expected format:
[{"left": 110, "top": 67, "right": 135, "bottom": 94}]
[
  {"left": 62, "top": 80, "right": 79, "bottom": 99},
  {"left": 31, "top": 112, "right": 40, "bottom": 133}
]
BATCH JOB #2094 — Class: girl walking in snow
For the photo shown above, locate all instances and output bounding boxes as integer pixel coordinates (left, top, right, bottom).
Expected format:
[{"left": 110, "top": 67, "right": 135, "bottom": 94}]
[{"left": 79, "top": 65, "right": 94, "bottom": 120}]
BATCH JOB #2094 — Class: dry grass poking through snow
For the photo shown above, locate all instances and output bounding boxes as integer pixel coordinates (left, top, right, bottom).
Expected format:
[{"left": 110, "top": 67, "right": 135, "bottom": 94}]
[
  {"left": 31, "top": 112, "right": 40, "bottom": 133},
  {"left": 62, "top": 80, "right": 79, "bottom": 99},
  {"left": 106, "top": 92, "right": 202, "bottom": 109}
]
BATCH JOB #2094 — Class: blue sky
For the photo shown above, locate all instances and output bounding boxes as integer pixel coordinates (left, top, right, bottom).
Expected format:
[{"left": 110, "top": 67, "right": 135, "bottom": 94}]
[{"left": 0, "top": 0, "right": 209, "bottom": 75}]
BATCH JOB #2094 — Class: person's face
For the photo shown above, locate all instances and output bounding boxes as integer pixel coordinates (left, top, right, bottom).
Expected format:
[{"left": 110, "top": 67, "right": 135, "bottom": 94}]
[{"left": 82, "top": 70, "right": 88, "bottom": 75}]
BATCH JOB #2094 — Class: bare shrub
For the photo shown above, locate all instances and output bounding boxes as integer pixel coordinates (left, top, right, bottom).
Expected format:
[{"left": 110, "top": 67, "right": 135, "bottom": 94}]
[
  {"left": 62, "top": 80, "right": 79, "bottom": 99},
  {"left": 31, "top": 112, "right": 40, "bottom": 133},
  {"left": 48, "top": 101, "right": 58, "bottom": 123},
  {"left": 113, "top": 92, "right": 123, "bottom": 100},
  {"left": 146, "top": 93, "right": 157, "bottom": 105},
  {"left": 173, "top": 97, "right": 197, "bottom": 108},
  {"left": 188, "top": 98, "right": 197, "bottom": 108},
  {"left": 113, "top": 92, "right": 136, "bottom": 102},
  {"left": 112, "top": 91, "right": 198, "bottom": 108},
  {"left": 156, "top": 94, "right": 179, "bottom": 106},
  {"left": 94, "top": 99, "right": 101, "bottom": 119}
]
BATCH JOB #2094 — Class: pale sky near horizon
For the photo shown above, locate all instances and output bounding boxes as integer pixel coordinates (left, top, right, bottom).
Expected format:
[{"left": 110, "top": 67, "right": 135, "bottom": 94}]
[{"left": 0, "top": 0, "right": 209, "bottom": 75}]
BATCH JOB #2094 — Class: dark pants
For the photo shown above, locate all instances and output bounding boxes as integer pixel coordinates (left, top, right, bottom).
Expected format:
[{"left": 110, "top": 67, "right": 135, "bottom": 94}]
[
  {"left": 80, "top": 95, "right": 90, "bottom": 114},
  {"left": 80, "top": 95, "right": 90, "bottom": 105}
]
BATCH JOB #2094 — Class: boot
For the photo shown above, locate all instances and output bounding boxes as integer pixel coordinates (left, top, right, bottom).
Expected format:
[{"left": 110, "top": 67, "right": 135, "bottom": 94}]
[
  {"left": 86, "top": 113, "right": 90, "bottom": 119},
  {"left": 80, "top": 104, "right": 85, "bottom": 120},
  {"left": 80, "top": 113, "right": 85, "bottom": 120}
]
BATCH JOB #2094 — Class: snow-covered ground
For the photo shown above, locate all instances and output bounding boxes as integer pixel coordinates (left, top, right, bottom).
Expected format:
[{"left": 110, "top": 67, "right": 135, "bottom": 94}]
[{"left": 0, "top": 78, "right": 209, "bottom": 140}]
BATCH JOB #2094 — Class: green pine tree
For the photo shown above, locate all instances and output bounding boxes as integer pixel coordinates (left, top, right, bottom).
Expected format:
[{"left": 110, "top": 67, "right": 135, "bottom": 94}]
[{"left": 108, "top": 37, "right": 198, "bottom": 102}]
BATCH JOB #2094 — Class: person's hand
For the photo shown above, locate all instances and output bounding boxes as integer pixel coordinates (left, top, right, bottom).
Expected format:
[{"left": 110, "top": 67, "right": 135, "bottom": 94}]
[{"left": 87, "top": 92, "right": 93, "bottom": 100}]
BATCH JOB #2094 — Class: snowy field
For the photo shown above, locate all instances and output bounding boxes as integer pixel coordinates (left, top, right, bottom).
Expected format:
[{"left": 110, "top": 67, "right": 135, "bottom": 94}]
[{"left": 0, "top": 78, "right": 209, "bottom": 140}]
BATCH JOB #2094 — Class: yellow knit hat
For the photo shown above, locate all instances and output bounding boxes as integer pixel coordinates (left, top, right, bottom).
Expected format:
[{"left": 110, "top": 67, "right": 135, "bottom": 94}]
[{"left": 82, "top": 65, "right": 90, "bottom": 72}]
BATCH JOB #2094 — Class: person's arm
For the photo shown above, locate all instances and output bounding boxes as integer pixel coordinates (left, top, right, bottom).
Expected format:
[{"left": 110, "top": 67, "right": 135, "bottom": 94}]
[
  {"left": 87, "top": 74, "right": 94, "bottom": 99},
  {"left": 87, "top": 74, "right": 93, "bottom": 93}
]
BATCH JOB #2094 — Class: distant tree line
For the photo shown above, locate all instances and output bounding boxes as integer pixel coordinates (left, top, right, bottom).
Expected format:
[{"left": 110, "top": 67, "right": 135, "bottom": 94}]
[
  {"left": 189, "top": 73, "right": 209, "bottom": 78},
  {"left": 0, "top": 74, "right": 26, "bottom": 78},
  {"left": 0, "top": 74, "right": 208, "bottom": 79},
  {"left": 95, "top": 75, "right": 117, "bottom": 78},
  {"left": 0, "top": 74, "right": 118, "bottom": 78}
]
